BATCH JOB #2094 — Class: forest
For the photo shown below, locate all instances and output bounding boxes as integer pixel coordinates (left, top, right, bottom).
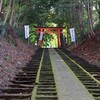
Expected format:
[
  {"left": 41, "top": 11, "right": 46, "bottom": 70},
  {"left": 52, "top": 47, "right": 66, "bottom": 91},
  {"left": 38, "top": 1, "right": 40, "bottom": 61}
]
[{"left": 0, "top": 0, "right": 100, "bottom": 44}]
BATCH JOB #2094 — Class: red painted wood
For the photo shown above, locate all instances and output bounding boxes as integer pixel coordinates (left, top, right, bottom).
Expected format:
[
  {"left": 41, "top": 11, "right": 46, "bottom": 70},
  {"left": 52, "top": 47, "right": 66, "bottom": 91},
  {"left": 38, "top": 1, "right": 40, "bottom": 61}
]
[
  {"left": 35, "top": 27, "right": 65, "bottom": 48},
  {"left": 58, "top": 30, "right": 61, "bottom": 48}
]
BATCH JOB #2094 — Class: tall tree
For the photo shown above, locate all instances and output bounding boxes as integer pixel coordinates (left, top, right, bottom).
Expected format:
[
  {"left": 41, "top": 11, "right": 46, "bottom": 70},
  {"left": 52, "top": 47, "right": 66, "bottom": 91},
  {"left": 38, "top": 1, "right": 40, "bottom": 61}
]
[
  {"left": 0, "top": 0, "right": 3, "bottom": 12},
  {"left": 9, "top": 0, "right": 15, "bottom": 25},
  {"left": 3, "top": 0, "right": 12, "bottom": 24}
]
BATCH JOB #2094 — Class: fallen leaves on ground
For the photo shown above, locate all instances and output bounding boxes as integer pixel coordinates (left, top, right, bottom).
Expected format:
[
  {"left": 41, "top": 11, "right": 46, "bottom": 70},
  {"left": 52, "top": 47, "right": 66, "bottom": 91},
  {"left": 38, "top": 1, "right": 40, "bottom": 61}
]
[
  {"left": 0, "top": 35, "right": 35, "bottom": 88},
  {"left": 71, "top": 34, "right": 100, "bottom": 67}
]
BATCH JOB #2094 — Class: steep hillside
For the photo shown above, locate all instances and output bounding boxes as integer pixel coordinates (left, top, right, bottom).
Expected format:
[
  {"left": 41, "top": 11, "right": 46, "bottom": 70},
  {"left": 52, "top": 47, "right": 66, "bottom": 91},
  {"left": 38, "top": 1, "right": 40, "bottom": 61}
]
[
  {"left": 71, "top": 34, "right": 100, "bottom": 67},
  {"left": 0, "top": 35, "right": 34, "bottom": 88}
]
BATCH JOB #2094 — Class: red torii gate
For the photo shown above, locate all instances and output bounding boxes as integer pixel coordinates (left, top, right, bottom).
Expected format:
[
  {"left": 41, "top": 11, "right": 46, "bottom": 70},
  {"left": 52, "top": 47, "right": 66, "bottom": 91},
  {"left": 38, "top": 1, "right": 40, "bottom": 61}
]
[{"left": 35, "top": 27, "right": 65, "bottom": 48}]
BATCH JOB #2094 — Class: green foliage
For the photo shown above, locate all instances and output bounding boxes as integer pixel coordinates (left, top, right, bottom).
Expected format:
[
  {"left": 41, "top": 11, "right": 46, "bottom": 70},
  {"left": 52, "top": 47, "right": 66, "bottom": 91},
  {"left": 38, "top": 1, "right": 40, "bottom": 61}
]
[
  {"left": 4, "top": 54, "right": 12, "bottom": 61},
  {"left": 18, "top": 30, "right": 25, "bottom": 39},
  {"left": 42, "top": 34, "right": 54, "bottom": 47},
  {"left": 0, "top": 20, "right": 8, "bottom": 35},
  {"left": 0, "top": 25, "right": 6, "bottom": 35},
  {"left": 2, "top": 0, "right": 100, "bottom": 46},
  {"left": 29, "top": 24, "right": 37, "bottom": 43},
  {"left": 45, "top": 22, "right": 57, "bottom": 27},
  {"left": 94, "top": 23, "right": 100, "bottom": 30}
]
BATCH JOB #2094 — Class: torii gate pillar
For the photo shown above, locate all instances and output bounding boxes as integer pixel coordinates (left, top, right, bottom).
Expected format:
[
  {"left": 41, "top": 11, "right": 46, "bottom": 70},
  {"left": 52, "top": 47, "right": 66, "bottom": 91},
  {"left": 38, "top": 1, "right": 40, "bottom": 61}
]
[
  {"left": 35, "top": 27, "right": 65, "bottom": 48},
  {"left": 58, "top": 29, "right": 61, "bottom": 48}
]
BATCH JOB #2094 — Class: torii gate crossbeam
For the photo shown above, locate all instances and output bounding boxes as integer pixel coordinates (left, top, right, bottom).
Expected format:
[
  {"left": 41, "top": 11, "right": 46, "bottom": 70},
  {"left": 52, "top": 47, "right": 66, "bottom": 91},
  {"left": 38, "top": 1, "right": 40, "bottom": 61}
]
[{"left": 35, "top": 27, "right": 65, "bottom": 48}]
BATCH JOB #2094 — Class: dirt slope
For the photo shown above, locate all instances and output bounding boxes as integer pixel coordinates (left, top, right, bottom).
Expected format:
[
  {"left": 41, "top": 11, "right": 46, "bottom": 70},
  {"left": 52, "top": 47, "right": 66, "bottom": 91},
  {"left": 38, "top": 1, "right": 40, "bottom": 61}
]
[
  {"left": 71, "top": 34, "right": 100, "bottom": 67},
  {"left": 0, "top": 35, "right": 34, "bottom": 88}
]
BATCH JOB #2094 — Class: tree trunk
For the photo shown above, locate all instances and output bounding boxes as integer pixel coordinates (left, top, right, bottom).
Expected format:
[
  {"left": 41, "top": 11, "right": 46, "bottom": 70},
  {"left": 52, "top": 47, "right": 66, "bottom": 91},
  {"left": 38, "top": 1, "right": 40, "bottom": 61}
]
[
  {"left": 3, "top": 0, "right": 12, "bottom": 25},
  {"left": 9, "top": 0, "right": 15, "bottom": 26},
  {"left": 77, "top": 0, "right": 84, "bottom": 32},
  {"left": 13, "top": 12, "right": 17, "bottom": 27},
  {"left": 0, "top": 0, "right": 3, "bottom": 12},
  {"left": 98, "top": 2, "right": 100, "bottom": 22},
  {"left": 87, "top": 0, "right": 95, "bottom": 37}
]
